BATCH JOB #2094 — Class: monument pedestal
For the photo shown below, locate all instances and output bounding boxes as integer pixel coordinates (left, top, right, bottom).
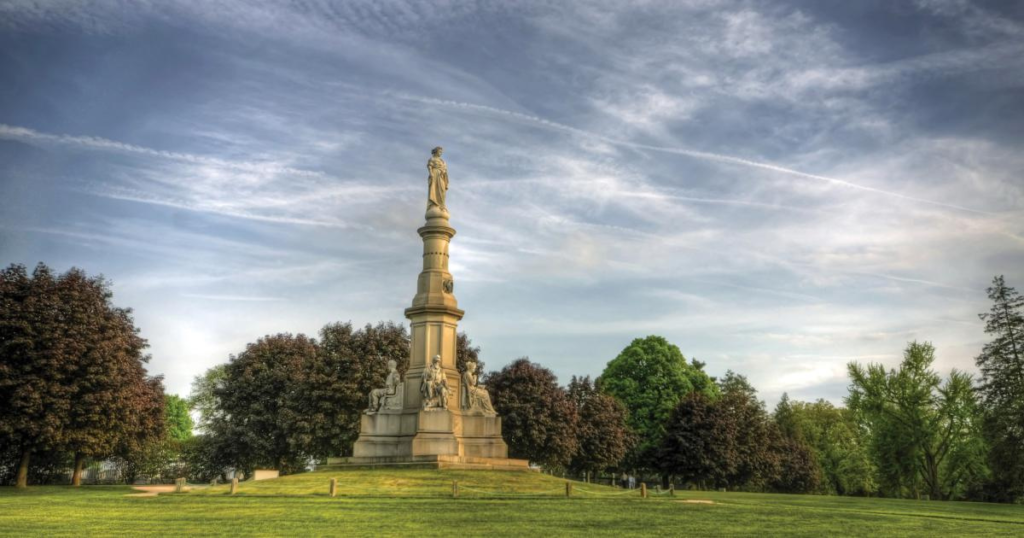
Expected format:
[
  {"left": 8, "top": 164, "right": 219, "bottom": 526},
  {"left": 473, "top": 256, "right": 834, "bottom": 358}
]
[
  {"left": 351, "top": 409, "right": 510, "bottom": 460},
  {"left": 333, "top": 179, "right": 528, "bottom": 471}
]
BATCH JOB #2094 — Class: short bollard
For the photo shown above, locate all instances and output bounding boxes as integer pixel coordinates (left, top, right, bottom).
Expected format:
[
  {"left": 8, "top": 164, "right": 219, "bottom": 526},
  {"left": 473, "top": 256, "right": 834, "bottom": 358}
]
[
  {"left": 329, "top": 478, "right": 337, "bottom": 498},
  {"left": 452, "top": 480, "right": 459, "bottom": 498},
  {"left": 669, "top": 484, "right": 675, "bottom": 497},
  {"left": 230, "top": 478, "right": 239, "bottom": 495},
  {"left": 640, "top": 482, "right": 647, "bottom": 499},
  {"left": 175, "top": 478, "right": 184, "bottom": 493},
  {"left": 565, "top": 481, "right": 572, "bottom": 498}
]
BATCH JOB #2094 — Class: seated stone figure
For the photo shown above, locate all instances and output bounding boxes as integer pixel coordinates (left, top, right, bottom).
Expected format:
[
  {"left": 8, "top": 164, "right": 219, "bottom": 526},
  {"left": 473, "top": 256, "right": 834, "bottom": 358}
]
[
  {"left": 367, "top": 359, "right": 403, "bottom": 414},
  {"left": 460, "top": 361, "right": 496, "bottom": 415},
  {"left": 420, "top": 355, "right": 450, "bottom": 410}
]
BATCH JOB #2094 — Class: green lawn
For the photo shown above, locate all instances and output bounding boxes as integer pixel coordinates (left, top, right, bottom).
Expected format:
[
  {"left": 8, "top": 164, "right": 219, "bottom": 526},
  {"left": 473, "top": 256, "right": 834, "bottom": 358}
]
[{"left": 2, "top": 469, "right": 1023, "bottom": 537}]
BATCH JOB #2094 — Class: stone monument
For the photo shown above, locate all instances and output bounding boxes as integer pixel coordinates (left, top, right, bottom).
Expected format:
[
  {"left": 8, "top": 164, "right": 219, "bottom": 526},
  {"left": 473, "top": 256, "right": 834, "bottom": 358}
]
[{"left": 327, "top": 147, "right": 528, "bottom": 471}]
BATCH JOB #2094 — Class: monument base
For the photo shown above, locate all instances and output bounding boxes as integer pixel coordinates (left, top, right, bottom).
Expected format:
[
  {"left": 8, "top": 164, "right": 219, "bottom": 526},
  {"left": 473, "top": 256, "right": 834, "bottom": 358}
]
[
  {"left": 349, "top": 409, "right": 511, "bottom": 460},
  {"left": 321, "top": 454, "right": 533, "bottom": 471}
]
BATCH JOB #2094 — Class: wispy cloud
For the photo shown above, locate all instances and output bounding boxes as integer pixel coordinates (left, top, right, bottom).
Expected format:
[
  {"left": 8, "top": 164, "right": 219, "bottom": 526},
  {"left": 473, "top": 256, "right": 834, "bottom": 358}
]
[
  {"left": 180, "top": 293, "right": 285, "bottom": 302},
  {"left": 2, "top": 0, "right": 1021, "bottom": 402},
  {"left": 390, "top": 94, "right": 997, "bottom": 215}
]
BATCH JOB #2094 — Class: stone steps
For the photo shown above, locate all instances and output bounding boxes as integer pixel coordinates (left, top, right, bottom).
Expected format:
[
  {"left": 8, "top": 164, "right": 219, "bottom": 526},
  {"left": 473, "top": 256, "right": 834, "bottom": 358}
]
[{"left": 320, "top": 455, "right": 534, "bottom": 472}]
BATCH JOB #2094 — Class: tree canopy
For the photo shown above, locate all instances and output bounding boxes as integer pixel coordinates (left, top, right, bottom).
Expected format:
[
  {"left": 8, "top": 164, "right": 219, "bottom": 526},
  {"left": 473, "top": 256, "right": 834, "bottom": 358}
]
[
  {"left": 975, "top": 276, "right": 1024, "bottom": 501},
  {"left": 848, "top": 341, "right": 988, "bottom": 500},
  {"left": 567, "top": 376, "right": 632, "bottom": 476},
  {"left": 165, "top": 395, "right": 194, "bottom": 442},
  {"left": 487, "top": 358, "right": 579, "bottom": 468},
  {"left": 598, "top": 335, "right": 717, "bottom": 470},
  {"left": 214, "top": 333, "right": 318, "bottom": 475},
  {"left": 0, "top": 263, "right": 165, "bottom": 487}
]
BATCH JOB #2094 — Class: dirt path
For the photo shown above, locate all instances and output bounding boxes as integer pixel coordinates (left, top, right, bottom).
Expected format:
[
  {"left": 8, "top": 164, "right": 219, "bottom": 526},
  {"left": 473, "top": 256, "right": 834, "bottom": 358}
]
[{"left": 127, "top": 485, "right": 191, "bottom": 497}]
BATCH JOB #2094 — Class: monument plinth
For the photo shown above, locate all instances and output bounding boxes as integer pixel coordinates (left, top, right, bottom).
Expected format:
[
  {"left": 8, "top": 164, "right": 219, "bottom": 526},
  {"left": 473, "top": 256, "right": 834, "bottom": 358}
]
[{"left": 328, "top": 147, "right": 527, "bottom": 471}]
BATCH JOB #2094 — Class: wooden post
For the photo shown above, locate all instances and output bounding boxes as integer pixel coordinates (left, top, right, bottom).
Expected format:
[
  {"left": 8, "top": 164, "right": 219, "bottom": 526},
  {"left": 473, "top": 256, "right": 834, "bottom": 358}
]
[
  {"left": 565, "top": 481, "right": 572, "bottom": 498},
  {"left": 640, "top": 482, "right": 647, "bottom": 499},
  {"left": 669, "top": 484, "right": 675, "bottom": 497},
  {"left": 329, "top": 478, "right": 337, "bottom": 498},
  {"left": 452, "top": 480, "right": 459, "bottom": 498},
  {"left": 230, "top": 477, "right": 239, "bottom": 495},
  {"left": 210, "top": 479, "right": 217, "bottom": 488},
  {"left": 175, "top": 478, "right": 184, "bottom": 493}
]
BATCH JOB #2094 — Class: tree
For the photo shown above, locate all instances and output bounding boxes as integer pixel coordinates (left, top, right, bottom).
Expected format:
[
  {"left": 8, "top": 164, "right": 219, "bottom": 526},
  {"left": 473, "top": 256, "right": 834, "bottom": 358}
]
[
  {"left": 306, "top": 321, "right": 409, "bottom": 459},
  {"left": 0, "top": 264, "right": 73, "bottom": 488},
  {"left": 189, "top": 364, "right": 227, "bottom": 434},
  {"left": 486, "top": 358, "right": 579, "bottom": 468},
  {"left": 848, "top": 342, "right": 988, "bottom": 500},
  {"left": 567, "top": 376, "right": 632, "bottom": 479},
  {"left": 976, "top": 276, "right": 1024, "bottom": 501},
  {"left": 773, "top": 396, "right": 875, "bottom": 496},
  {"left": 658, "top": 392, "right": 737, "bottom": 488},
  {"left": 215, "top": 333, "right": 318, "bottom": 474},
  {"left": 0, "top": 263, "right": 165, "bottom": 488},
  {"left": 597, "top": 336, "right": 717, "bottom": 471},
  {"left": 165, "top": 395, "right": 193, "bottom": 442},
  {"left": 456, "top": 332, "right": 483, "bottom": 374},
  {"left": 717, "top": 371, "right": 782, "bottom": 490},
  {"left": 770, "top": 434, "right": 821, "bottom": 494}
]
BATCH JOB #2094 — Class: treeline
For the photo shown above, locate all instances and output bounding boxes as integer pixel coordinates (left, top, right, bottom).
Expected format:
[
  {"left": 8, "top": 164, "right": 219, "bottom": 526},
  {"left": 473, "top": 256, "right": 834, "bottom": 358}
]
[
  {"left": 3, "top": 262, "right": 1022, "bottom": 503},
  {"left": 599, "top": 276, "right": 1024, "bottom": 502}
]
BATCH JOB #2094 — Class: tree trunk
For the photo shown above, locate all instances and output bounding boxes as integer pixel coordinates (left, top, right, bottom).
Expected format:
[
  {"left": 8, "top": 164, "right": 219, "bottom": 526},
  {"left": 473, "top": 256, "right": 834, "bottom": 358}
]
[
  {"left": 16, "top": 450, "right": 30, "bottom": 488},
  {"left": 72, "top": 453, "right": 84, "bottom": 487}
]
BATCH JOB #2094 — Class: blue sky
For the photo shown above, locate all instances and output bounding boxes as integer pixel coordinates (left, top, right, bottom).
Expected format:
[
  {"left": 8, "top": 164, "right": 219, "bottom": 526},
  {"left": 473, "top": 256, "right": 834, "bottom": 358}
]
[{"left": 2, "top": 1, "right": 1023, "bottom": 406}]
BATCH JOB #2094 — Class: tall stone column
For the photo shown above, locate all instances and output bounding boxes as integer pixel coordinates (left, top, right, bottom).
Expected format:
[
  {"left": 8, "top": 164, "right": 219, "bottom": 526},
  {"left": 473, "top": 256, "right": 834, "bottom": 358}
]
[
  {"left": 400, "top": 212, "right": 465, "bottom": 456},
  {"left": 404, "top": 211, "right": 463, "bottom": 399}
]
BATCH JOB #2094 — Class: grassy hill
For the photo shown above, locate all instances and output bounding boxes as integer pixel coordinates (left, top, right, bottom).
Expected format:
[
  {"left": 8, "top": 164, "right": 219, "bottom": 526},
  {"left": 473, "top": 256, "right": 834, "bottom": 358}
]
[{"left": 3, "top": 469, "right": 1024, "bottom": 537}]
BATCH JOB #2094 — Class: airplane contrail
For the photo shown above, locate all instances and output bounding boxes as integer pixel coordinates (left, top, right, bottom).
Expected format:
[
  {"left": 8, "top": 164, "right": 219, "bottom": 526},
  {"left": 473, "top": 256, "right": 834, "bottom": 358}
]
[
  {"left": 0, "top": 123, "right": 327, "bottom": 179},
  {"left": 391, "top": 93, "right": 994, "bottom": 216}
]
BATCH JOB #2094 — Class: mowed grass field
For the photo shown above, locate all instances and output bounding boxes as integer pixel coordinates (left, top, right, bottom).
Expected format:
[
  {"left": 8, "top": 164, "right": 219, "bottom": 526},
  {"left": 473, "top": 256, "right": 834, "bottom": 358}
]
[{"left": 2, "top": 469, "right": 1023, "bottom": 537}]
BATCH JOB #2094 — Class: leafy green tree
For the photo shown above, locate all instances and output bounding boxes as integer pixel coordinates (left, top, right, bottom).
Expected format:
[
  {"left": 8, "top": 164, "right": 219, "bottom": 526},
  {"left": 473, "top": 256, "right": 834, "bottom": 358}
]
[
  {"left": 215, "top": 333, "right": 318, "bottom": 474},
  {"left": 567, "top": 376, "right": 633, "bottom": 479},
  {"left": 189, "top": 364, "right": 227, "bottom": 434},
  {"left": 456, "top": 332, "right": 483, "bottom": 374},
  {"left": 774, "top": 396, "right": 875, "bottom": 496},
  {"left": 717, "top": 371, "right": 782, "bottom": 490},
  {"left": 848, "top": 342, "right": 988, "bottom": 500},
  {"left": 598, "top": 336, "right": 717, "bottom": 471},
  {"left": 976, "top": 276, "right": 1024, "bottom": 501},
  {"left": 487, "top": 358, "right": 579, "bottom": 468},
  {"left": 165, "top": 395, "right": 194, "bottom": 442}
]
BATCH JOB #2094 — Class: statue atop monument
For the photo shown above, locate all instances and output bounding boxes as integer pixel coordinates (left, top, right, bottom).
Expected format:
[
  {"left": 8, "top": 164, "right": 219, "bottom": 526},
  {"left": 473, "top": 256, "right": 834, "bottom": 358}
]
[
  {"left": 426, "top": 146, "right": 449, "bottom": 216},
  {"left": 461, "top": 361, "right": 496, "bottom": 416},
  {"left": 420, "top": 355, "right": 451, "bottom": 410}
]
